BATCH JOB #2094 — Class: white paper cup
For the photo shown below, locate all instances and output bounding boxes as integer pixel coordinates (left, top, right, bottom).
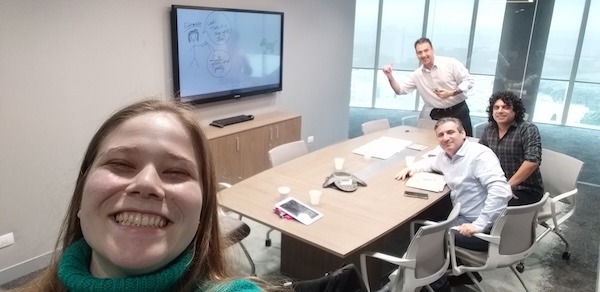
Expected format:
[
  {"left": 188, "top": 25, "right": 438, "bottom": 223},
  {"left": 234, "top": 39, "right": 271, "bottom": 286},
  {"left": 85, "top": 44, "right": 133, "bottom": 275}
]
[
  {"left": 309, "top": 189, "right": 322, "bottom": 205},
  {"left": 278, "top": 186, "right": 291, "bottom": 201},
  {"left": 334, "top": 158, "right": 345, "bottom": 171},
  {"left": 405, "top": 156, "right": 416, "bottom": 167}
]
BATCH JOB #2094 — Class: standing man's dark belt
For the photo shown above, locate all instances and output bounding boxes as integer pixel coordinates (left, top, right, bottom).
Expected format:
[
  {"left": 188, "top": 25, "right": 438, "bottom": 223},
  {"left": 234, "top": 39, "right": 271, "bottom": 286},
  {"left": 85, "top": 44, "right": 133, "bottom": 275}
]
[
  {"left": 431, "top": 100, "right": 467, "bottom": 114},
  {"left": 429, "top": 101, "right": 473, "bottom": 136}
]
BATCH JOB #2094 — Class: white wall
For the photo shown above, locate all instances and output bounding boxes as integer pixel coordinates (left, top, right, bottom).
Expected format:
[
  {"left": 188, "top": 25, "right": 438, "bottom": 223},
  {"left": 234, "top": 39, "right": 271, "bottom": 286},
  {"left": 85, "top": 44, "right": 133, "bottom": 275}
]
[{"left": 0, "top": 0, "right": 355, "bottom": 283}]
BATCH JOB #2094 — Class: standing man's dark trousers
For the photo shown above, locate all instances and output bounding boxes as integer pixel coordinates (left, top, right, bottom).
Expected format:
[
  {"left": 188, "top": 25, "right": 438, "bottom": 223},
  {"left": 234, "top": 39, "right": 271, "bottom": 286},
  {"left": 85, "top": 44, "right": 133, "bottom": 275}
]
[{"left": 429, "top": 101, "right": 473, "bottom": 137}]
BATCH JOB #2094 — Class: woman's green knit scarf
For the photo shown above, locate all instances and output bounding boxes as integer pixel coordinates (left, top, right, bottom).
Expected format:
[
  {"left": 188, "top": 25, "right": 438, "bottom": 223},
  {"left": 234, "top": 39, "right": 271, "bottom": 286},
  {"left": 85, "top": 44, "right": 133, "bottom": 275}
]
[{"left": 57, "top": 238, "right": 191, "bottom": 292}]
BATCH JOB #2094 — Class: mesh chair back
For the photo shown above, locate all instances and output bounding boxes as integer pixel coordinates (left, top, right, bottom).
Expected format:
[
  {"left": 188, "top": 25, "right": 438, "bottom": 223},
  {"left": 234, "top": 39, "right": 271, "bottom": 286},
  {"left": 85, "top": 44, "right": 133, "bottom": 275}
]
[
  {"left": 406, "top": 203, "right": 460, "bottom": 279},
  {"left": 361, "top": 119, "right": 390, "bottom": 135},
  {"left": 268, "top": 140, "right": 308, "bottom": 167},
  {"left": 416, "top": 118, "right": 438, "bottom": 130},
  {"left": 540, "top": 148, "right": 583, "bottom": 204},
  {"left": 493, "top": 193, "right": 548, "bottom": 256}
]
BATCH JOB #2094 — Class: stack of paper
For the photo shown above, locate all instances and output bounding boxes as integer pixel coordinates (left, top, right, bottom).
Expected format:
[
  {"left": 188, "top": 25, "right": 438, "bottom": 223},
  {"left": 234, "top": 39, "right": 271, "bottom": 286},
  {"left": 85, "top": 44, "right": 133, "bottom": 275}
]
[
  {"left": 353, "top": 136, "right": 413, "bottom": 159},
  {"left": 405, "top": 172, "right": 446, "bottom": 192}
]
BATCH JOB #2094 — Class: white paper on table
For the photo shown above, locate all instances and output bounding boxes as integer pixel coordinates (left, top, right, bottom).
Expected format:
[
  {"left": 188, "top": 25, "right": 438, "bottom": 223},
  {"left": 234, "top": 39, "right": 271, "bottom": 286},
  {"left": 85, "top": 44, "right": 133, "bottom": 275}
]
[
  {"left": 353, "top": 136, "right": 413, "bottom": 160},
  {"left": 407, "top": 143, "right": 429, "bottom": 151},
  {"left": 405, "top": 172, "right": 446, "bottom": 192}
]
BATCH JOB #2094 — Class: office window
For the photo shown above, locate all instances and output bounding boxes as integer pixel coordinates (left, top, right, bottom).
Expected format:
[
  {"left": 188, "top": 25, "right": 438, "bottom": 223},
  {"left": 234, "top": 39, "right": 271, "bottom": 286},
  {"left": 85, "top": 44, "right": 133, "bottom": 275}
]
[
  {"left": 571, "top": 0, "right": 600, "bottom": 128},
  {"left": 353, "top": 0, "right": 379, "bottom": 69},
  {"left": 426, "top": 0, "right": 474, "bottom": 64},
  {"left": 364, "top": 0, "right": 425, "bottom": 110},
  {"left": 352, "top": 0, "right": 492, "bottom": 112},
  {"left": 536, "top": 0, "right": 583, "bottom": 125},
  {"left": 569, "top": 83, "right": 600, "bottom": 126},
  {"left": 535, "top": 79, "right": 568, "bottom": 124},
  {"left": 576, "top": 0, "right": 600, "bottom": 83},
  {"left": 350, "top": 69, "right": 375, "bottom": 107},
  {"left": 469, "top": 75, "right": 496, "bottom": 117},
  {"left": 470, "top": 0, "right": 506, "bottom": 75},
  {"left": 540, "top": 0, "right": 585, "bottom": 80},
  {"left": 378, "top": 0, "right": 424, "bottom": 70},
  {"left": 351, "top": 0, "right": 379, "bottom": 108},
  {"left": 468, "top": 0, "right": 507, "bottom": 116},
  {"left": 374, "top": 71, "right": 418, "bottom": 110}
]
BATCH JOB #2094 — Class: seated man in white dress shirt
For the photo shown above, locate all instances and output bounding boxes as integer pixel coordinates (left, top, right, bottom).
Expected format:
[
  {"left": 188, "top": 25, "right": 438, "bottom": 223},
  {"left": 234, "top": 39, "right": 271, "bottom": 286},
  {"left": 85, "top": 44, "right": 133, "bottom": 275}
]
[{"left": 394, "top": 117, "right": 512, "bottom": 291}]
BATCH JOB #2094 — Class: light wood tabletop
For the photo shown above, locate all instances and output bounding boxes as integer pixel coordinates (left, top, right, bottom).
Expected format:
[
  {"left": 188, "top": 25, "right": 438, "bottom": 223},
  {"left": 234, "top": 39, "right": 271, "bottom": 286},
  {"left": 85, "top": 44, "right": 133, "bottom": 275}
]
[{"left": 218, "top": 125, "right": 450, "bottom": 259}]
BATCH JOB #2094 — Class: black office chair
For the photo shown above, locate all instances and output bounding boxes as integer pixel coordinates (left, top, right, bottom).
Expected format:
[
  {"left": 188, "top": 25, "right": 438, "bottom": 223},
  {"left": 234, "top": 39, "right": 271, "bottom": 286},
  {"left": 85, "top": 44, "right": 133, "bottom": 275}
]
[{"left": 292, "top": 263, "right": 368, "bottom": 292}]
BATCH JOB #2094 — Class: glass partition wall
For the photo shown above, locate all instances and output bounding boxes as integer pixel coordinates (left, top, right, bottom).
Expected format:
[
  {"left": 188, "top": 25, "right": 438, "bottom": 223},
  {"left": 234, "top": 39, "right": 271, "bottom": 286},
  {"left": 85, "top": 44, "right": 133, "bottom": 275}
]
[{"left": 351, "top": 0, "right": 600, "bottom": 129}]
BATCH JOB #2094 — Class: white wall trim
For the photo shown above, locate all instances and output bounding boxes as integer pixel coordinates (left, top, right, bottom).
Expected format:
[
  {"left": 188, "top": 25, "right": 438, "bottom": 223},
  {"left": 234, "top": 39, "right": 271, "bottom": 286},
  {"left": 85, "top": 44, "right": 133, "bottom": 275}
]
[{"left": 0, "top": 250, "right": 53, "bottom": 285}]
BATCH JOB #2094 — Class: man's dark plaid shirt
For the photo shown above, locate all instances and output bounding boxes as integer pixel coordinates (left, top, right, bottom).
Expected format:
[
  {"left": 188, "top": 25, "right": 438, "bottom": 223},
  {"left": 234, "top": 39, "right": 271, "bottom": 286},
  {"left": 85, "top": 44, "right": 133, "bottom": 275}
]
[{"left": 480, "top": 120, "right": 544, "bottom": 196}]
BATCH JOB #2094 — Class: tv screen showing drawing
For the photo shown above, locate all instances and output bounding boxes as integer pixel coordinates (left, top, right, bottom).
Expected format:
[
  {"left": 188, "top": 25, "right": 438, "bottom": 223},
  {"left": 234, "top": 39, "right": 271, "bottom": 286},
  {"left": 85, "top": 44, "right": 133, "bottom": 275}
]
[{"left": 171, "top": 5, "right": 284, "bottom": 105}]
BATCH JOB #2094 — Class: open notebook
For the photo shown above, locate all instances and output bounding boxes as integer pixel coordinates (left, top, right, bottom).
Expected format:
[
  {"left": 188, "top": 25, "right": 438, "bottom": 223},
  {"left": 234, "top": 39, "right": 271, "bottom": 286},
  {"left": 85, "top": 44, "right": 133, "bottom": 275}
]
[
  {"left": 352, "top": 136, "right": 413, "bottom": 160},
  {"left": 405, "top": 172, "right": 446, "bottom": 192}
]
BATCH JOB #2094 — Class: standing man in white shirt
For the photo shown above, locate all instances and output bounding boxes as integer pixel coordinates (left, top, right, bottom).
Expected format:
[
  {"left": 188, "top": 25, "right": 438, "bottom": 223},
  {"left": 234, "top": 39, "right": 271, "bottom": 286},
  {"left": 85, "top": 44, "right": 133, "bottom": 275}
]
[{"left": 383, "top": 38, "right": 475, "bottom": 136}]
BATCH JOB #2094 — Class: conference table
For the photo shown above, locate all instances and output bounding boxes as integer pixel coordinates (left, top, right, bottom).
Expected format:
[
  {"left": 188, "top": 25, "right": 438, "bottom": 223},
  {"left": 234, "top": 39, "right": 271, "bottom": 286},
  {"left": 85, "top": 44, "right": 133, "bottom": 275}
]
[{"left": 218, "top": 125, "right": 452, "bottom": 284}]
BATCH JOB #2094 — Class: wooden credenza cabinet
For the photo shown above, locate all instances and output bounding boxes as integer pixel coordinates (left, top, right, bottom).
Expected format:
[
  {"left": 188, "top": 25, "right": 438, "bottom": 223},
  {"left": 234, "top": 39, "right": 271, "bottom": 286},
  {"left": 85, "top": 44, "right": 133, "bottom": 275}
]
[{"left": 203, "top": 112, "right": 301, "bottom": 184}]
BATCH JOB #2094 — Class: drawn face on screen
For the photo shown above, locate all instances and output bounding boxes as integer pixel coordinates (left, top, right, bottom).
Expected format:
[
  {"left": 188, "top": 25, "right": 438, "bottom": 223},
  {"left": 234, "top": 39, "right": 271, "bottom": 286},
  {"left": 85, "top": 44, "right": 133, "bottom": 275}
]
[
  {"left": 207, "top": 50, "right": 232, "bottom": 77},
  {"left": 205, "top": 12, "right": 231, "bottom": 45},
  {"left": 188, "top": 29, "right": 200, "bottom": 43}
]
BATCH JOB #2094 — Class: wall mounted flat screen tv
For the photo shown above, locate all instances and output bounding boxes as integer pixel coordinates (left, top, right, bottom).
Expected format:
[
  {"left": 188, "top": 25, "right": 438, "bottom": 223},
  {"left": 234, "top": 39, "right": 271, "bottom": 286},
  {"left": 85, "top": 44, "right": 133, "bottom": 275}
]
[{"left": 171, "top": 5, "right": 284, "bottom": 105}]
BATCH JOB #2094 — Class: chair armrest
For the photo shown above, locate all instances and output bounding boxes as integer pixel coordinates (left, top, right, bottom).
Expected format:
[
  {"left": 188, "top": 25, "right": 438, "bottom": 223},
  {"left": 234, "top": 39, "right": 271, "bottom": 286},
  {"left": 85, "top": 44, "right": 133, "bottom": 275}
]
[
  {"left": 219, "top": 182, "right": 233, "bottom": 189},
  {"left": 450, "top": 226, "right": 500, "bottom": 245},
  {"left": 412, "top": 220, "right": 437, "bottom": 226},
  {"left": 549, "top": 188, "right": 578, "bottom": 227},
  {"left": 410, "top": 220, "right": 437, "bottom": 239},
  {"left": 218, "top": 182, "right": 243, "bottom": 219},
  {"left": 361, "top": 251, "right": 415, "bottom": 268},
  {"left": 360, "top": 251, "right": 415, "bottom": 291},
  {"left": 472, "top": 233, "right": 500, "bottom": 245},
  {"left": 551, "top": 188, "right": 577, "bottom": 204},
  {"left": 447, "top": 227, "right": 498, "bottom": 275}
]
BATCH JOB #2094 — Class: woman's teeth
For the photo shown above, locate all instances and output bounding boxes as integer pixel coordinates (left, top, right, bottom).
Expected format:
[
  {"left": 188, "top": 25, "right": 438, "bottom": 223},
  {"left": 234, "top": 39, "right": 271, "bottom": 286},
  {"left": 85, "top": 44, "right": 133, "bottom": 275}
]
[{"left": 115, "top": 211, "right": 167, "bottom": 227}]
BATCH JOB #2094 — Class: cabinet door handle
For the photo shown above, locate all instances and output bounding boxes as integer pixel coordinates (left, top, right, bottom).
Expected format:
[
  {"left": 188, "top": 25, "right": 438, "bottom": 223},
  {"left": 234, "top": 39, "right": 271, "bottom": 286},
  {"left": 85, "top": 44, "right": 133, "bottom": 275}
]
[
  {"left": 236, "top": 136, "right": 240, "bottom": 151},
  {"left": 275, "top": 125, "right": 280, "bottom": 139},
  {"left": 270, "top": 127, "right": 274, "bottom": 141}
]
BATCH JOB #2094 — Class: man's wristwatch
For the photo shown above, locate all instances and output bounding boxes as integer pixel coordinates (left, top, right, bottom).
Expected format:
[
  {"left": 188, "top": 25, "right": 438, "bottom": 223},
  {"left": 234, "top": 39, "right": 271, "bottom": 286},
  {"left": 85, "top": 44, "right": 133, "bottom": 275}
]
[{"left": 453, "top": 89, "right": 463, "bottom": 96}]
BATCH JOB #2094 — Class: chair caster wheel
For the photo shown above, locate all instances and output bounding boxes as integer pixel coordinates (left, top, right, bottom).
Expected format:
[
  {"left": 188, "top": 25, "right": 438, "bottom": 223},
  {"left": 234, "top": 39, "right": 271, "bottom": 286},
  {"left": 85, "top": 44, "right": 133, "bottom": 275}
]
[
  {"left": 265, "top": 239, "right": 271, "bottom": 247},
  {"left": 562, "top": 251, "right": 570, "bottom": 260},
  {"left": 516, "top": 263, "right": 524, "bottom": 273}
]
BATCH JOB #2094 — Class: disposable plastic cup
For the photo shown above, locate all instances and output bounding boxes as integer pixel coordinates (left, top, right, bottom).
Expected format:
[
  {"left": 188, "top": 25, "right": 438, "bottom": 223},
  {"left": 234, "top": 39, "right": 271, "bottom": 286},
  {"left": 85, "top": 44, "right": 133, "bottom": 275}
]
[
  {"left": 278, "top": 186, "right": 291, "bottom": 201},
  {"left": 334, "top": 158, "right": 345, "bottom": 171},
  {"left": 309, "top": 190, "right": 322, "bottom": 205}
]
